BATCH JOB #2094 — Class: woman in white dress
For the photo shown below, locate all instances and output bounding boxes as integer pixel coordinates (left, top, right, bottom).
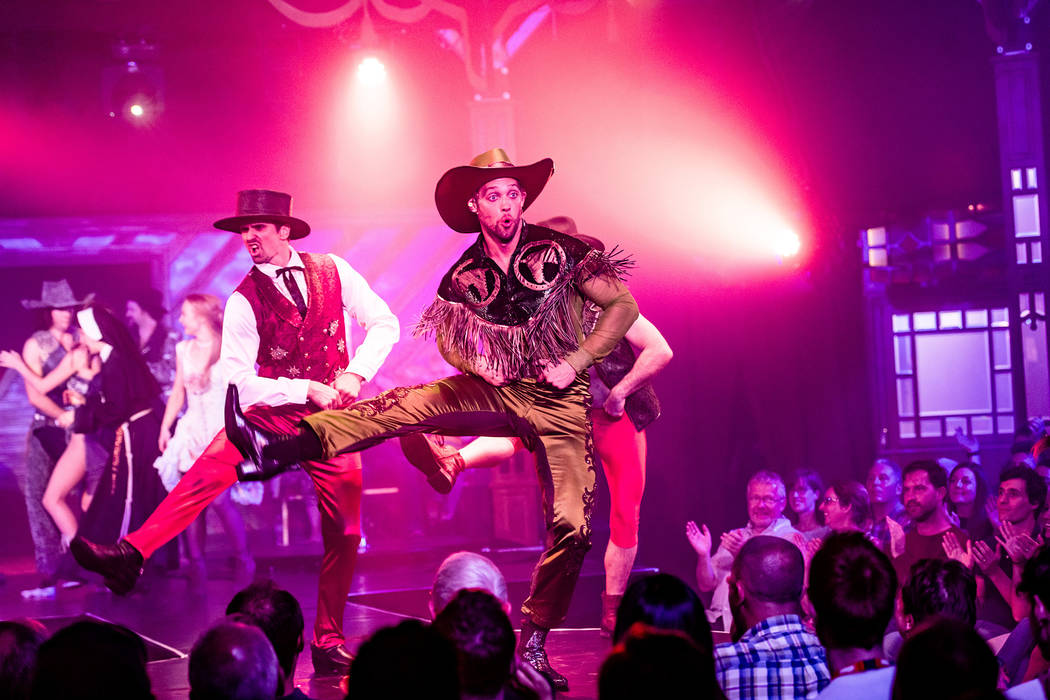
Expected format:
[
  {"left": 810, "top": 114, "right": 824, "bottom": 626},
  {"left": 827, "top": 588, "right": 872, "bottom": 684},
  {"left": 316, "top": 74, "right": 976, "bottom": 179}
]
[{"left": 154, "top": 294, "right": 256, "bottom": 583}]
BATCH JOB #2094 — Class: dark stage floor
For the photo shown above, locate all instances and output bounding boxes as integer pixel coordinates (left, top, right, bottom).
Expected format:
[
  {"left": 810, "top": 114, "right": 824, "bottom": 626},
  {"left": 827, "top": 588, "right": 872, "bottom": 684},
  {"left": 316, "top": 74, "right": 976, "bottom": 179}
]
[{"left": 1, "top": 543, "right": 643, "bottom": 699}]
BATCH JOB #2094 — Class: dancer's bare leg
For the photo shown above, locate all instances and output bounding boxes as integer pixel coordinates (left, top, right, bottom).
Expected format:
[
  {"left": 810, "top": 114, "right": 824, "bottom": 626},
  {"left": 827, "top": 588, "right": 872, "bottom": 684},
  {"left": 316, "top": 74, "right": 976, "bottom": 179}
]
[
  {"left": 41, "top": 433, "right": 87, "bottom": 548},
  {"left": 458, "top": 436, "right": 522, "bottom": 470},
  {"left": 604, "top": 543, "right": 638, "bottom": 596}
]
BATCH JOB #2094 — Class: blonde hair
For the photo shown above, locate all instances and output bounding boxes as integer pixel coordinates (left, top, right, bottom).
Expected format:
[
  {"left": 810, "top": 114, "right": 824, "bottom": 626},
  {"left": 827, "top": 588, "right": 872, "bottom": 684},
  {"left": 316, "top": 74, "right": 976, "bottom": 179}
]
[{"left": 183, "top": 293, "right": 223, "bottom": 369}]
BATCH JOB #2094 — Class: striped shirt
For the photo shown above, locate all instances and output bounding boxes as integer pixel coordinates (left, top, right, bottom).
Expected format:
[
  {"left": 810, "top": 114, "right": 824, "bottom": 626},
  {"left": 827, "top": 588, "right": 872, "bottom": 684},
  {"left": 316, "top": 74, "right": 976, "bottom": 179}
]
[{"left": 715, "top": 614, "right": 831, "bottom": 700}]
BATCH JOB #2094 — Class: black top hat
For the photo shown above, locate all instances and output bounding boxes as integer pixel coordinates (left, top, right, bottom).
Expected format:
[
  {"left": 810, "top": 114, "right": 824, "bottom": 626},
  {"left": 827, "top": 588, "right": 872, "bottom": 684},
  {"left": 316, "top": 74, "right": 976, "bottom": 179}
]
[
  {"left": 435, "top": 148, "right": 554, "bottom": 233},
  {"left": 214, "top": 190, "right": 311, "bottom": 240}
]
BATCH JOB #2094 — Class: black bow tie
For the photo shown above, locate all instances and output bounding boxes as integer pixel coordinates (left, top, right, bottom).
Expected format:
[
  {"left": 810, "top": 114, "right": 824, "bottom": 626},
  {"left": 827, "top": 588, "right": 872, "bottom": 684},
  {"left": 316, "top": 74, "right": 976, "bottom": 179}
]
[{"left": 276, "top": 266, "right": 307, "bottom": 318}]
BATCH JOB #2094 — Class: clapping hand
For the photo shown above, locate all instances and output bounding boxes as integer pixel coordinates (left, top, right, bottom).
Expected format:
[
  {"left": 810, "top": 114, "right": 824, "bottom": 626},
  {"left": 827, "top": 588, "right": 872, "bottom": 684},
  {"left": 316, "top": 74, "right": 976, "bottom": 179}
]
[
  {"left": 942, "top": 531, "right": 974, "bottom": 568},
  {"left": 972, "top": 540, "right": 1001, "bottom": 572},
  {"left": 721, "top": 528, "right": 749, "bottom": 557},
  {"left": 887, "top": 516, "right": 907, "bottom": 559},
  {"left": 686, "top": 521, "right": 712, "bottom": 557},
  {"left": 997, "top": 521, "right": 1042, "bottom": 564}
]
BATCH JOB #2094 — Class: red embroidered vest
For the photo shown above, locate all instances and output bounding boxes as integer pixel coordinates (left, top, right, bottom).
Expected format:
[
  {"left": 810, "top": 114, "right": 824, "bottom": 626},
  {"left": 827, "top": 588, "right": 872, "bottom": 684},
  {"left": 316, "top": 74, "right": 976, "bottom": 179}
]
[{"left": 235, "top": 252, "right": 349, "bottom": 384}]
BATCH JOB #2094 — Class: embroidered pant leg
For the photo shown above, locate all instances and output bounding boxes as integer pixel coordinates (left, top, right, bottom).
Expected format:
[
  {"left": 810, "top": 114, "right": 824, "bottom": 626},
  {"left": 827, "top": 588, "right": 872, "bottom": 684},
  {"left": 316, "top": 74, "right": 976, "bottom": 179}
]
[
  {"left": 517, "top": 375, "right": 597, "bottom": 629},
  {"left": 592, "top": 412, "right": 647, "bottom": 548},
  {"left": 24, "top": 429, "right": 65, "bottom": 578},
  {"left": 302, "top": 374, "right": 523, "bottom": 456}
]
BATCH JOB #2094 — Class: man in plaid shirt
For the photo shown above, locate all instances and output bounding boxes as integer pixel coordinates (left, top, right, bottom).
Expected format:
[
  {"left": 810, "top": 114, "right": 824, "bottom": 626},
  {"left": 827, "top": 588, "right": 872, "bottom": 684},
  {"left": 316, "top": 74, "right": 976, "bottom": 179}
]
[{"left": 714, "top": 536, "right": 830, "bottom": 699}]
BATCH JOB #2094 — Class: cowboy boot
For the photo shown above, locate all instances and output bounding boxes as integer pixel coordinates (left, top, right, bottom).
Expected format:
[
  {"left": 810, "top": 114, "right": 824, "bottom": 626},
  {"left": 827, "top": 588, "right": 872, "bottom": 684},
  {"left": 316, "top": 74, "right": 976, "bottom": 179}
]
[
  {"left": 225, "top": 384, "right": 318, "bottom": 480},
  {"left": 69, "top": 536, "right": 144, "bottom": 596},
  {"left": 517, "top": 619, "right": 569, "bottom": 692},
  {"left": 398, "top": 433, "right": 465, "bottom": 495},
  {"left": 600, "top": 591, "right": 622, "bottom": 639}
]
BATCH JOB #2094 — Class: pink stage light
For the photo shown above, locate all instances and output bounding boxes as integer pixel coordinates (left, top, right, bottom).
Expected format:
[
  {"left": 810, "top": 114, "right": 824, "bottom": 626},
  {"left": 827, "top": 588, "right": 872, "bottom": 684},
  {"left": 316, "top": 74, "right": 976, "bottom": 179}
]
[
  {"left": 128, "top": 103, "right": 145, "bottom": 118},
  {"left": 356, "top": 56, "right": 387, "bottom": 86}
]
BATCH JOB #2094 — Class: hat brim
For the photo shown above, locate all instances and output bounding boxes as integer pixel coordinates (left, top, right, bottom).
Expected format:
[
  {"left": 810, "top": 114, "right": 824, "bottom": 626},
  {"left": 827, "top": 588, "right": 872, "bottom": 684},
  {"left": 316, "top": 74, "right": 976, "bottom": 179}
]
[
  {"left": 21, "top": 292, "right": 96, "bottom": 310},
  {"left": 214, "top": 215, "right": 311, "bottom": 240},
  {"left": 435, "top": 158, "right": 554, "bottom": 233}
]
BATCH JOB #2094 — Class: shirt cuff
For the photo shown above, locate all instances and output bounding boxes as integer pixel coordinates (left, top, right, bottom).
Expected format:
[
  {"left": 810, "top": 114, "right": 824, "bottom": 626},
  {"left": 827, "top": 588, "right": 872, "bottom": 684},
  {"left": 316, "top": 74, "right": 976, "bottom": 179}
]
[
  {"left": 344, "top": 361, "right": 376, "bottom": 383},
  {"left": 563, "top": 347, "right": 596, "bottom": 373},
  {"left": 288, "top": 378, "right": 311, "bottom": 405}
]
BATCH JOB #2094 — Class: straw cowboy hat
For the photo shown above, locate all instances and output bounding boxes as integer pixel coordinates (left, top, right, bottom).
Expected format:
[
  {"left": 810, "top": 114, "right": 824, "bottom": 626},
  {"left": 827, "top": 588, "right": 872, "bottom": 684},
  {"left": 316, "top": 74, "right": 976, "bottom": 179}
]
[
  {"left": 214, "top": 189, "right": 311, "bottom": 240},
  {"left": 21, "top": 280, "right": 95, "bottom": 309},
  {"left": 435, "top": 148, "right": 554, "bottom": 233}
]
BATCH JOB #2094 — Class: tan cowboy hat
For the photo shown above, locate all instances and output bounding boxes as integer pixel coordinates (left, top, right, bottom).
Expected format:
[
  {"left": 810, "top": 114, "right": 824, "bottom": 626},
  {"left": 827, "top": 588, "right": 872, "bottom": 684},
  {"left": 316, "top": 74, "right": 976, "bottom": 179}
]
[
  {"left": 435, "top": 148, "right": 554, "bottom": 233},
  {"left": 535, "top": 216, "right": 606, "bottom": 252},
  {"left": 21, "top": 280, "right": 95, "bottom": 309},
  {"left": 214, "top": 189, "right": 311, "bottom": 240}
]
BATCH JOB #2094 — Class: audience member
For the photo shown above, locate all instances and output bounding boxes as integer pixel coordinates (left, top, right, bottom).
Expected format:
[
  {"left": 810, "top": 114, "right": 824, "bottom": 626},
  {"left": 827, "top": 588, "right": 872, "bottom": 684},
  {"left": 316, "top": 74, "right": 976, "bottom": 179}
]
[
  {"left": 0, "top": 620, "right": 47, "bottom": 700},
  {"left": 226, "top": 580, "right": 308, "bottom": 700},
  {"left": 433, "top": 589, "right": 550, "bottom": 700},
  {"left": 430, "top": 551, "right": 510, "bottom": 618},
  {"left": 947, "top": 463, "right": 994, "bottom": 542},
  {"left": 885, "top": 559, "right": 979, "bottom": 661},
  {"left": 788, "top": 469, "right": 828, "bottom": 542},
  {"left": 714, "top": 535, "right": 829, "bottom": 699},
  {"left": 867, "top": 459, "right": 910, "bottom": 553},
  {"left": 688, "top": 470, "right": 799, "bottom": 631},
  {"left": 973, "top": 467, "right": 1047, "bottom": 627},
  {"left": 31, "top": 619, "right": 154, "bottom": 700},
  {"left": 808, "top": 532, "right": 897, "bottom": 699},
  {"left": 891, "top": 461, "right": 968, "bottom": 581},
  {"left": 1008, "top": 545, "right": 1050, "bottom": 699},
  {"left": 612, "top": 573, "right": 712, "bottom": 652},
  {"left": 600, "top": 624, "right": 723, "bottom": 700},
  {"left": 891, "top": 617, "right": 1003, "bottom": 700},
  {"left": 819, "top": 481, "right": 871, "bottom": 534},
  {"left": 189, "top": 618, "right": 281, "bottom": 700},
  {"left": 346, "top": 620, "right": 458, "bottom": 700}
]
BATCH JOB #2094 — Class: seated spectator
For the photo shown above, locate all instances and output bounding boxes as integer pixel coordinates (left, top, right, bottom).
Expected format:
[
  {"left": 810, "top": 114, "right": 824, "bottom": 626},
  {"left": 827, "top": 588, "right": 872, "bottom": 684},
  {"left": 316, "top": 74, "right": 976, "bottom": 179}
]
[
  {"left": 226, "top": 580, "right": 308, "bottom": 700},
  {"left": 612, "top": 573, "right": 712, "bottom": 652},
  {"left": 947, "top": 463, "right": 994, "bottom": 543},
  {"left": 787, "top": 469, "right": 829, "bottom": 542},
  {"left": 687, "top": 470, "right": 799, "bottom": 631},
  {"left": 430, "top": 551, "right": 510, "bottom": 618},
  {"left": 867, "top": 459, "right": 910, "bottom": 554},
  {"left": 819, "top": 481, "right": 872, "bottom": 535},
  {"left": 433, "top": 589, "right": 551, "bottom": 700},
  {"left": 892, "top": 461, "right": 968, "bottom": 581},
  {"left": 884, "top": 559, "right": 978, "bottom": 660},
  {"left": 600, "top": 623, "right": 723, "bottom": 700},
  {"left": 1008, "top": 545, "right": 1050, "bottom": 699},
  {"left": 189, "top": 618, "right": 281, "bottom": 700},
  {"left": 31, "top": 620, "right": 153, "bottom": 700},
  {"left": 808, "top": 532, "right": 897, "bottom": 699},
  {"left": 973, "top": 466, "right": 1047, "bottom": 628},
  {"left": 0, "top": 620, "right": 47, "bottom": 700},
  {"left": 347, "top": 620, "right": 458, "bottom": 700},
  {"left": 714, "top": 535, "right": 830, "bottom": 699},
  {"left": 892, "top": 617, "right": 1003, "bottom": 700}
]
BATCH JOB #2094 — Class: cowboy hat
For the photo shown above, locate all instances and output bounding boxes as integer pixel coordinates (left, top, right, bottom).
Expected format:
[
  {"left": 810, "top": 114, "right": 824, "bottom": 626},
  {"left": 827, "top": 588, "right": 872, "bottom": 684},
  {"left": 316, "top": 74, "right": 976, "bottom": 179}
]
[
  {"left": 435, "top": 148, "right": 554, "bottom": 233},
  {"left": 534, "top": 216, "right": 606, "bottom": 252},
  {"left": 214, "top": 189, "right": 311, "bottom": 240},
  {"left": 21, "top": 280, "right": 95, "bottom": 310}
]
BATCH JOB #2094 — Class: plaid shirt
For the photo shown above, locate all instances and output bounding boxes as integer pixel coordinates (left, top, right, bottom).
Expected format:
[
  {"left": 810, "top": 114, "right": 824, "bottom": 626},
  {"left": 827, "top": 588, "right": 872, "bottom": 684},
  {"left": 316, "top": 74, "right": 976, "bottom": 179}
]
[{"left": 715, "top": 614, "right": 831, "bottom": 700}]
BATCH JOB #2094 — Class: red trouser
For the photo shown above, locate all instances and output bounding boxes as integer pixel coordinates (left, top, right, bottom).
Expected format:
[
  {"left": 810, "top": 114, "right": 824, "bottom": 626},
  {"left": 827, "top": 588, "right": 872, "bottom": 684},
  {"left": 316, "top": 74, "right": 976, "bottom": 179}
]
[
  {"left": 124, "top": 404, "right": 362, "bottom": 649},
  {"left": 591, "top": 411, "right": 647, "bottom": 548}
]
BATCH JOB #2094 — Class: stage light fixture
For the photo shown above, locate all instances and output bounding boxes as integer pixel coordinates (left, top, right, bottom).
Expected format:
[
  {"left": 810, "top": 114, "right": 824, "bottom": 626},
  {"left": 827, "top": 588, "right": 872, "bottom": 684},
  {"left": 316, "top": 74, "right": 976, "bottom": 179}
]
[
  {"left": 102, "top": 39, "right": 164, "bottom": 125},
  {"left": 357, "top": 56, "right": 387, "bottom": 86},
  {"left": 774, "top": 229, "right": 802, "bottom": 258},
  {"left": 128, "top": 103, "right": 145, "bottom": 118}
]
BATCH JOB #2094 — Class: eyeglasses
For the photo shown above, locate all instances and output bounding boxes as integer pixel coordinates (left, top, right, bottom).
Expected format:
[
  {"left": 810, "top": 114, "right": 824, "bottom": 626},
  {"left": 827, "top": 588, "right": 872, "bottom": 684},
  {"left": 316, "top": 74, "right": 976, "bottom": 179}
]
[
  {"left": 748, "top": 495, "right": 782, "bottom": 506},
  {"left": 821, "top": 496, "right": 840, "bottom": 506}
]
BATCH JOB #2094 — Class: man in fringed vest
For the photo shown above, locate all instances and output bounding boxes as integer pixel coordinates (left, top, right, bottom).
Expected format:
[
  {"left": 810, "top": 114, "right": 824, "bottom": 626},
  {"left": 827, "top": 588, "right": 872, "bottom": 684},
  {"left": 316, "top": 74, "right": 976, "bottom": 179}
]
[
  {"left": 71, "top": 190, "right": 399, "bottom": 676},
  {"left": 224, "top": 150, "right": 639, "bottom": 691}
]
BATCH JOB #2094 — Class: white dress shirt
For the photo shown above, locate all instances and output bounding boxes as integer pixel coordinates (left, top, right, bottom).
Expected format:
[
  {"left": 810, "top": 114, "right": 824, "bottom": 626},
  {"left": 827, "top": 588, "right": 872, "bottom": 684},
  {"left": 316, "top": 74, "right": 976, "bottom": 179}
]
[{"left": 221, "top": 248, "right": 400, "bottom": 408}]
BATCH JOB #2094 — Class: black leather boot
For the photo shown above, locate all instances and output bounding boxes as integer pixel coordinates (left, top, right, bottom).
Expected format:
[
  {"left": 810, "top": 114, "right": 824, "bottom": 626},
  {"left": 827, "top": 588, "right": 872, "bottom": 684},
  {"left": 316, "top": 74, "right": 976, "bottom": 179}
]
[
  {"left": 517, "top": 619, "right": 569, "bottom": 692},
  {"left": 310, "top": 642, "right": 354, "bottom": 676},
  {"left": 226, "top": 383, "right": 302, "bottom": 481},
  {"left": 69, "top": 536, "right": 144, "bottom": 595}
]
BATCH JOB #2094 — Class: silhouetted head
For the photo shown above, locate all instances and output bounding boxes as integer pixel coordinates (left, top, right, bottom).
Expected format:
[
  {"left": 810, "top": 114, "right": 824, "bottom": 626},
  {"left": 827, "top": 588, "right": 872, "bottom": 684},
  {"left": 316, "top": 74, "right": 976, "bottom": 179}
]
[
  {"left": 189, "top": 619, "right": 280, "bottom": 700},
  {"left": 31, "top": 620, "right": 153, "bottom": 700},
  {"left": 432, "top": 589, "right": 515, "bottom": 697}
]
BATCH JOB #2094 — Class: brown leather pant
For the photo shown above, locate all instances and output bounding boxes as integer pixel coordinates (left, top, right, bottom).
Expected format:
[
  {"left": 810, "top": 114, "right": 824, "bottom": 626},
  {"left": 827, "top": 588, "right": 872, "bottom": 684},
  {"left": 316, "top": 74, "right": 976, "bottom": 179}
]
[{"left": 303, "top": 373, "right": 596, "bottom": 628}]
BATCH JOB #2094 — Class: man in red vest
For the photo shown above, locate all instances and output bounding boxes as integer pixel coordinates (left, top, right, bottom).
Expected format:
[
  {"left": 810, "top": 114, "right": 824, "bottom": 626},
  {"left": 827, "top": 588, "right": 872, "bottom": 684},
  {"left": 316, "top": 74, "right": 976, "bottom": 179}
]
[{"left": 71, "top": 189, "right": 400, "bottom": 676}]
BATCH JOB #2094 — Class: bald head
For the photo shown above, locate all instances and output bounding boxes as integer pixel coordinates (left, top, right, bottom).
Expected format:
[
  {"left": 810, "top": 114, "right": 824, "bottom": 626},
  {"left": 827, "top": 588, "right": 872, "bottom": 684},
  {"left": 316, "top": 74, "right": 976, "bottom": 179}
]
[
  {"left": 189, "top": 619, "right": 280, "bottom": 700},
  {"left": 732, "top": 536, "right": 804, "bottom": 604}
]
